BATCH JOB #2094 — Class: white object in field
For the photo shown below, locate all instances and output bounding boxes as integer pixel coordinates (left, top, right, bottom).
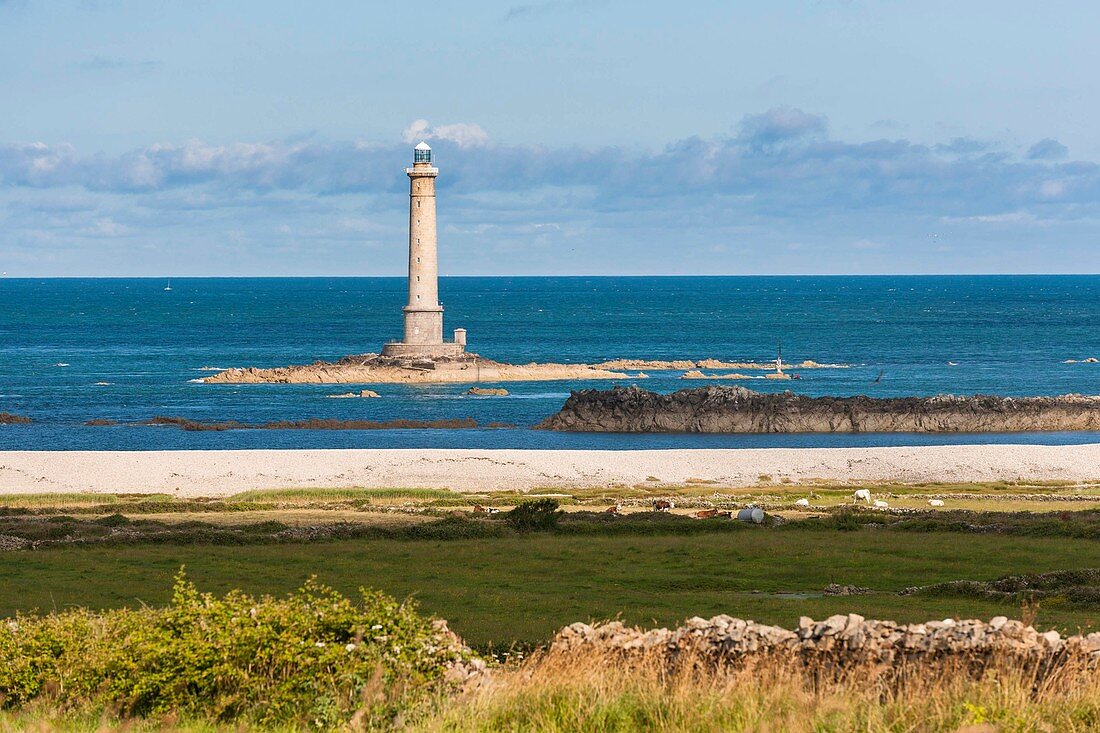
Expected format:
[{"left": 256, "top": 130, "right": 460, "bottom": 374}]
[
  {"left": 737, "top": 507, "right": 765, "bottom": 524},
  {"left": 794, "top": 498, "right": 810, "bottom": 508},
  {"left": 928, "top": 499, "right": 945, "bottom": 507},
  {"left": 873, "top": 499, "right": 888, "bottom": 509},
  {"left": 853, "top": 489, "right": 872, "bottom": 503}
]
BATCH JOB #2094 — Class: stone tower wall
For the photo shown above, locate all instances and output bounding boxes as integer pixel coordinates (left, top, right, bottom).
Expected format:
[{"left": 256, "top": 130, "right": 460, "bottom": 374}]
[{"left": 403, "top": 162, "right": 444, "bottom": 345}]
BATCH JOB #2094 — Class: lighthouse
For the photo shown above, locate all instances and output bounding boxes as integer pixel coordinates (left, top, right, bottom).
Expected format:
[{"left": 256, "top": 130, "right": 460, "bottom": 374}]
[{"left": 382, "top": 142, "right": 466, "bottom": 358}]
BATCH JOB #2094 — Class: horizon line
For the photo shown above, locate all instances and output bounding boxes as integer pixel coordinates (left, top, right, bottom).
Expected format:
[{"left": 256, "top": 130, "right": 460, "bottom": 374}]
[{"left": 2, "top": 273, "right": 1100, "bottom": 280}]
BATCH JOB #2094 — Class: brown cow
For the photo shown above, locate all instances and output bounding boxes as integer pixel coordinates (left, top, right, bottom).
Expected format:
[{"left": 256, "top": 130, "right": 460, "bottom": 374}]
[
  {"left": 692, "top": 508, "right": 719, "bottom": 519},
  {"left": 653, "top": 499, "right": 674, "bottom": 512}
]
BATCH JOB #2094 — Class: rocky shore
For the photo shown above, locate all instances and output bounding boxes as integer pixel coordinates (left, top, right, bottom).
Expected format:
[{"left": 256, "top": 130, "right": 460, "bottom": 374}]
[
  {"left": 200, "top": 355, "right": 846, "bottom": 385},
  {"left": 203, "top": 353, "right": 637, "bottom": 384},
  {"left": 552, "top": 614, "right": 1100, "bottom": 670},
  {"left": 539, "top": 385, "right": 1100, "bottom": 432}
]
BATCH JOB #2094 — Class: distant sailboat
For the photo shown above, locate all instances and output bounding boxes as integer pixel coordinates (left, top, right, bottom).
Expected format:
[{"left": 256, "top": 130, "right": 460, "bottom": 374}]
[{"left": 164, "top": 280, "right": 172, "bottom": 292}]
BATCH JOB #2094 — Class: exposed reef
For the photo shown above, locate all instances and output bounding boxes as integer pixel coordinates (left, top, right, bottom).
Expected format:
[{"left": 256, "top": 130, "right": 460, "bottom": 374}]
[
  {"left": 0, "top": 413, "right": 32, "bottom": 425},
  {"left": 135, "top": 416, "right": 513, "bottom": 431},
  {"left": 467, "top": 387, "right": 509, "bottom": 396},
  {"left": 326, "top": 390, "right": 381, "bottom": 399},
  {"left": 680, "top": 370, "right": 755, "bottom": 380},
  {"left": 538, "top": 385, "right": 1100, "bottom": 433},
  {"left": 201, "top": 354, "right": 847, "bottom": 385},
  {"left": 203, "top": 353, "right": 636, "bottom": 385},
  {"left": 596, "top": 358, "right": 846, "bottom": 370}
]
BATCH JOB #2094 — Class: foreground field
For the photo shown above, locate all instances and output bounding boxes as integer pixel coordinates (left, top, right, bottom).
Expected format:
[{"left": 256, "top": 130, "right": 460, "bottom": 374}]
[
  {"left": 2, "top": 485, "right": 1099, "bottom": 730},
  {"left": 2, "top": 578, "right": 1098, "bottom": 733},
  {"left": 1, "top": 484, "right": 1099, "bottom": 646}
]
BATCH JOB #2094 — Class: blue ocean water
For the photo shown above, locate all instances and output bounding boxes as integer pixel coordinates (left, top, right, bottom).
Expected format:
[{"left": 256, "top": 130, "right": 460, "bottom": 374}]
[{"left": 1, "top": 276, "right": 1098, "bottom": 450}]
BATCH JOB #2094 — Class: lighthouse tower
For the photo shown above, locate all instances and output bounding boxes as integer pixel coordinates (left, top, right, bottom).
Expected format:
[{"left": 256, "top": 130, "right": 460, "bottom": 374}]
[{"left": 381, "top": 142, "right": 466, "bottom": 358}]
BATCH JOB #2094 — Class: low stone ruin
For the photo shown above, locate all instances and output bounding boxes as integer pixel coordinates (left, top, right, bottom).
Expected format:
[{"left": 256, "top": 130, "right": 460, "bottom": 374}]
[
  {"left": 551, "top": 614, "right": 1100, "bottom": 668},
  {"left": 431, "top": 618, "right": 490, "bottom": 689}
]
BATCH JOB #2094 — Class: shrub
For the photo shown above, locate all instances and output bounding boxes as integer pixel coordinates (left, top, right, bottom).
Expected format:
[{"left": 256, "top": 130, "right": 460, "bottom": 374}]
[
  {"left": 0, "top": 572, "right": 477, "bottom": 729},
  {"left": 505, "top": 499, "right": 562, "bottom": 531}
]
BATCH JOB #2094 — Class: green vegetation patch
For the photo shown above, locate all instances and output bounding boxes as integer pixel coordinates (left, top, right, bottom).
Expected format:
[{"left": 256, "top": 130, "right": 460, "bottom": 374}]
[
  {"left": 911, "top": 568, "right": 1100, "bottom": 608},
  {"left": 0, "top": 573, "right": 473, "bottom": 729},
  {"left": 2, "top": 529, "right": 1098, "bottom": 648}
]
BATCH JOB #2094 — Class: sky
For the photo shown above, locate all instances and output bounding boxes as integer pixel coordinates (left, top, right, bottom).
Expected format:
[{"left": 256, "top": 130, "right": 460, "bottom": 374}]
[{"left": 0, "top": 0, "right": 1098, "bottom": 276}]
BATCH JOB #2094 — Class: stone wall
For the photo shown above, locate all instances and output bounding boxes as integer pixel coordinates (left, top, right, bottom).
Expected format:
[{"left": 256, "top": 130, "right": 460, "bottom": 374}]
[{"left": 551, "top": 614, "right": 1100, "bottom": 670}]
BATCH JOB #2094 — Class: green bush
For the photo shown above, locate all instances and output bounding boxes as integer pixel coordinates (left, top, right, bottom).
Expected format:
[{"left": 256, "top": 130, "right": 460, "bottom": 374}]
[
  {"left": 504, "top": 499, "right": 562, "bottom": 531},
  {"left": 0, "top": 572, "right": 476, "bottom": 729}
]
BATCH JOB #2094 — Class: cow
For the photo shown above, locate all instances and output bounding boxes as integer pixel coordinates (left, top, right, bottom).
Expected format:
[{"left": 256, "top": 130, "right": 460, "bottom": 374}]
[
  {"left": 605, "top": 504, "right": 623, "bottom": 515},
  {"left": 692, "top": 508, "right": 719, "bottom": 519},
  {"left": 928, "top": 499, "right": 945, "bottom": 507},
  {"left": 794, "top": 498, "right": 810, "bottom": 508},
  {"left": 653, "top": 499, "right": 674, "bottom": 512},
  {"left": 853, "top": 489, "right": 872, "bottom": 504},
  {"left": 873, "top": 499, "right": 889, "bottom": 509}
]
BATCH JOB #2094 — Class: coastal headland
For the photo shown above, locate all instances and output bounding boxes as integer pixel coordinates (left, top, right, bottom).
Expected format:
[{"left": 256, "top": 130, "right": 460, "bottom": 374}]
[
  {"left": 540, "top": 385, "right": 1100, "bottom": 433},
  {"left": 2, "top": 444, "right": 1099, "bottom": 496},
  {"left": 201, "top": 354, "right": 843, "bottom": 384}
]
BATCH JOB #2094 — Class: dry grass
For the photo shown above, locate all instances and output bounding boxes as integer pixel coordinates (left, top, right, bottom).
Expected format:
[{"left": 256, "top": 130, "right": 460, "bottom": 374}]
[
  {"left": 134, "top": 508, "right": 436, "bottom": 527},
  {"left": 415, "top": 645, "right": 1100, "bottom": 732},
  {"left": 226, "top": 487, "right": 455, "bottom": 503}
]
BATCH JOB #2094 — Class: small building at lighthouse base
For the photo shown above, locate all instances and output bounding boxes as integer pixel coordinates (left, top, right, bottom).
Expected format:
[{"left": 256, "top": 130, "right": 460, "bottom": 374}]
[{"left": 381, "top": 325, "right": 467, "bottom": 358}]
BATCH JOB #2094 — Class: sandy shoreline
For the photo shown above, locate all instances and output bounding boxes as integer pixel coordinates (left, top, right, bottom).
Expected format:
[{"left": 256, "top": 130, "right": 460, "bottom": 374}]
[{"left": 1, "top": 444, "right": 1098, "bottom": 496}]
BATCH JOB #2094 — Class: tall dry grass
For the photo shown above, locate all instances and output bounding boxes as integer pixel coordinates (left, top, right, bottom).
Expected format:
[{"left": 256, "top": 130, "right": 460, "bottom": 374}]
[{"left": 414, "top": 645, "right": 1100, "bottom": 732}]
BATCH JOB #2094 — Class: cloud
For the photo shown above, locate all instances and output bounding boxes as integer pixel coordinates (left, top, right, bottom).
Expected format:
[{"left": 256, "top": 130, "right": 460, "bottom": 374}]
[
  {"left": 4, "top": 110, "right": 1099, "bottom": 225},
  {"left": 402, "top": 119, "right": 489, "bottom": 148},
  {"left": 737, "top": 106, "right": 827, "bottom": 149},
  {"left": 934, "top": 137, "right": 991, "bottom": 155},
  {"left": 1027, "top": 138, "right": 1069, "bottom": 160},
  {"left": 3, "top": 106, "right": 1100, "bottom": 275},
  {"left": 79, "top": 217, "right": 132, "bottom": 237}
]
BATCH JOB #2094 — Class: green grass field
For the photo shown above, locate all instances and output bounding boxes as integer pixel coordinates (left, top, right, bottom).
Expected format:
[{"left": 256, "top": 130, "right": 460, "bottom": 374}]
[{"left": 2, "top": 526, "right": 1097, "bottom": 648}]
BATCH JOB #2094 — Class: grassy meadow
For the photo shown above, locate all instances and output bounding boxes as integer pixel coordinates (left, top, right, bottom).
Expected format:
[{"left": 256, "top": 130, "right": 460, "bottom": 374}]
[
  {"left": 1, "top": 483, "right": 1099, "bottom": 647},
  {"left": 1, "top": 483, "right": 1099, "bottom": 730}
]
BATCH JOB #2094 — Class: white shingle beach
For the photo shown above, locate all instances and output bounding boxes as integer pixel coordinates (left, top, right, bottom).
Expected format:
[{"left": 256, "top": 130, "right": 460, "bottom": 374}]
[{"left": 1, "top": 444, "right": 1097, "bottom": 496}]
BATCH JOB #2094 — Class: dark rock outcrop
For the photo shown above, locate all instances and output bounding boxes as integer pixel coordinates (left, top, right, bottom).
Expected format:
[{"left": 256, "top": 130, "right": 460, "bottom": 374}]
[{"left": 538, "top": 385, "right": 1100, "bottom": 433}]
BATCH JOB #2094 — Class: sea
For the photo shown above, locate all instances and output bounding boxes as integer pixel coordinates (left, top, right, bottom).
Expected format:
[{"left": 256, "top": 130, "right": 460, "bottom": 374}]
[{"left": 1, "top": 275, "right": 1098, "bottom": 451}]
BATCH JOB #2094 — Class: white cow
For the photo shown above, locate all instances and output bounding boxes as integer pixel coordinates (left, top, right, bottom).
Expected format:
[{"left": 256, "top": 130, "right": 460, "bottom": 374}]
[
  {"left": 853, "top": 489, "right": 872, "bottom": 504},
  {"left": 873, "top": 499, "right": 889, "bottom": 509},
  {"left": 928, "top": 499, "right": 945, "bottom": 507},
  {"left": 794, "top": 498, "right": 810, "bottom": 508}
]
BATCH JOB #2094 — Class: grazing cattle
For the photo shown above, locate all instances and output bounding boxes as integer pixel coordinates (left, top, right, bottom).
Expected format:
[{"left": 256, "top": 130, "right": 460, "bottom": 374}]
[
  {"left": 928, "top": 499, "right": 945, "bottom": 507},
  {"left": 653, "top": 499, "right": 674, "bottom": 512},
  {"left": 794, "top": 498, "right": 810, "bottom": 508},
  {"left": 873, "top": 499, "right": 889, "bottom": 509},
  {"left": 471, "top": 505, "right": 500, "bottom": 515},
  {"left": 693, "top": 508, "right": 719, "bottom": 519},
  {"left": 853, "top": 489, "right": 872, "bottom": 504},
  {"left": 605, "top": 504, "right": 623, "bottom": 515}
]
